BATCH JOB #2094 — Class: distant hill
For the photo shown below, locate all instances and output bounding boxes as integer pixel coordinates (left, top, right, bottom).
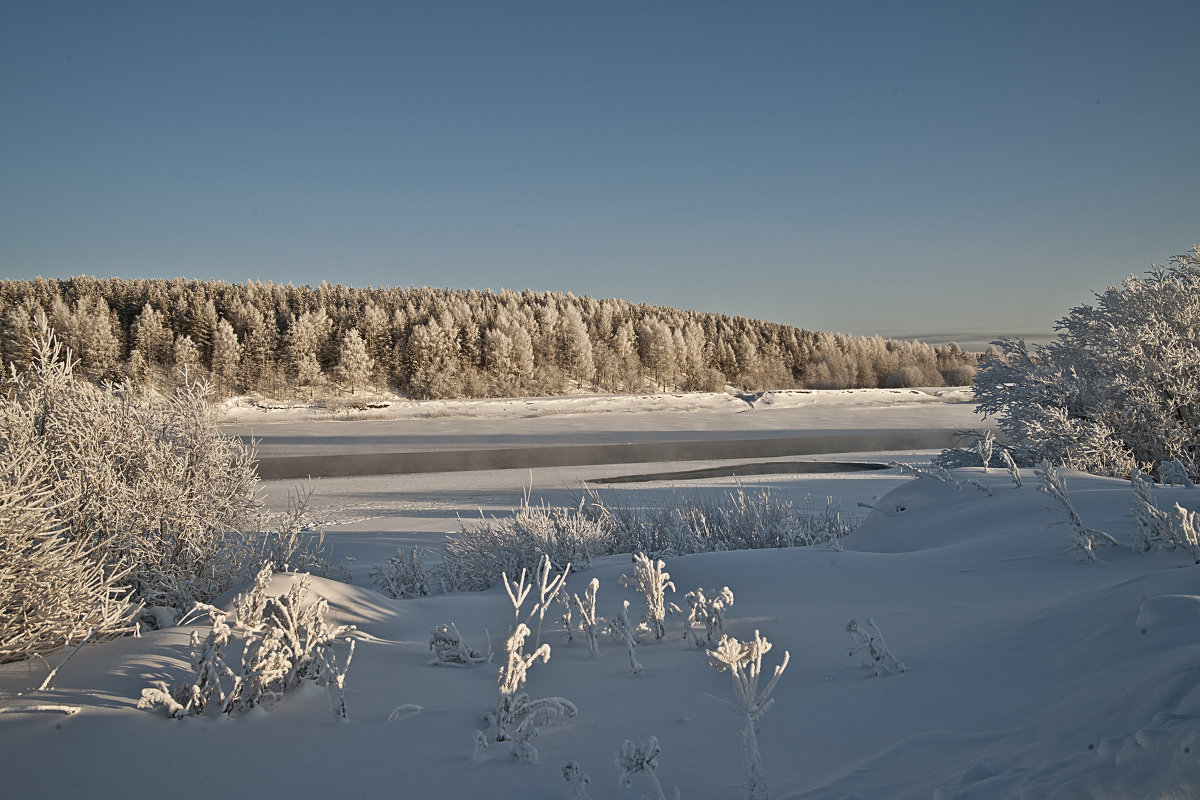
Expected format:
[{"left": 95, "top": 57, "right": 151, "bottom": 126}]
[{"left": 0, "top": 277, "right": 982, "bottom": 400}]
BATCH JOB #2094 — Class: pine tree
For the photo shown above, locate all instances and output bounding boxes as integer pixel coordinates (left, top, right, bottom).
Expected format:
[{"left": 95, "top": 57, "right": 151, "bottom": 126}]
[
  {"left": 210, "top": 319, "right": 242, "bottom": 396},
  {"left": 334, "top": 328, "right": 374, "bottom": 394}
]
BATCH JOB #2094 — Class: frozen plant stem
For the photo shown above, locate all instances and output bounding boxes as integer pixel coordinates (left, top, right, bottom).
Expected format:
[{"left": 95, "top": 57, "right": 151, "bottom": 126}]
[
  {"left": 616, "top": 736, "right": 671, "bottom": 800},
  {"left": 1035, "top": 461, "right": 1118, "bottom": 561},
  {"left": 706, "top": 630, "right": 789, "bottom": 800},
  {"left": 845, "top": 618, "right": 905, "bottom": 676},
  {"left": 610, "top": 601, "right": 643, "bottom": 675}
]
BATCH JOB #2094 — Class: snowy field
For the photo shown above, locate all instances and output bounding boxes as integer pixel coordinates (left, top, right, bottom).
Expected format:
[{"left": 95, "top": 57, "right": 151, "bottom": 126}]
[{"left": 3, "top": 389, "right": 1199, "bottom": 798}]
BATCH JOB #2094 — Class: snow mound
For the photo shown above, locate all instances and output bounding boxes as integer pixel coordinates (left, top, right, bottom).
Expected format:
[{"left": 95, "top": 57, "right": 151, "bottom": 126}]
[{"left": 5, "top": 463, "right": 1200, "bottom": 798}]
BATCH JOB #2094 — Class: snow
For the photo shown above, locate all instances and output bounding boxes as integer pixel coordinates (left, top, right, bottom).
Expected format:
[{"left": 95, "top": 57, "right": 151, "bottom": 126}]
[{"left": 4, "top": 390, "right": 1199, "bottom": 798}]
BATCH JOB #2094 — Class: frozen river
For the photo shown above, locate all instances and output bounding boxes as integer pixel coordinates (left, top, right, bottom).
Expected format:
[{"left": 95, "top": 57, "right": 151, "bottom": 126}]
[{"left": 222, "top": 388, "right": 986, "bottom": 478}]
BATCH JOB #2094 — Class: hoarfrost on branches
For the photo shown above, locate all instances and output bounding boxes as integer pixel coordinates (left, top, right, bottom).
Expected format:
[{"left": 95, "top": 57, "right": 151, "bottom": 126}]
[
  {"left": 1000, "top": 449, "right": 1023, "bottom": 488},
  {"left": 0, "top": 317, "right": 278, "bottom": 628}
]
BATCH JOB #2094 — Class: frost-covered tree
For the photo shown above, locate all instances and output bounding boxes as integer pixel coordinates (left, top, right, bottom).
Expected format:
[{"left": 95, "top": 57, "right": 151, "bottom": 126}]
[
  {"left": 972, "top": 247, "right": 1200, "bottom": 480},
  {"left": 334, "top": 327, "right": 374, "bottom": 394},
  {"left": 209, "top": 318, "right": 241, "bottom": 395}
]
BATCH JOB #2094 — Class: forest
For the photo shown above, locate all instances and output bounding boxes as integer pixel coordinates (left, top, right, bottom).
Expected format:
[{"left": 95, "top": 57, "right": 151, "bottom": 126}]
[{"left": 0, "top": 277, "right": 983, "bottom": 399}]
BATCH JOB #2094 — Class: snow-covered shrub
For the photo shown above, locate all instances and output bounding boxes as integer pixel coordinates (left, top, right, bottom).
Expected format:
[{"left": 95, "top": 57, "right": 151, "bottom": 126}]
[
  {"left": 970, "top": 247, "right": 1200, "bottom": 480},
  {"left": 435, "top": 494, "right": 600, "bottom": 592},
  {"left": 1131, "top": 471, "right": 1200, "bottom": 561},
  {"left": 1, "top": 319, "right": 263, "bottom": 612},
  {"left": 139, "top": 571, "right": 356, "bottom": 720},
  {"left": 434, "top": 487, "right": 858, "bottom": 593},
  {"left": 845, "top": 617, "right": 905, "bottom": 677},
  {"left": 706, "top": 630, "right": 790, "bottom": 800},
  {"left": 684, "top": 586, "right": 734, "bottom": 647},
  {"left": 233, "top": 563, "right": 274, "bottom": 628},
  {"left": 480, "top": 622, "right": 577, "bottom": 761},
  {"left": 256, "top": 483, "right": 330, "bottom": 579},
  {"left": 140, "top": 606, "right": 237, "bottom": 718},
  {"left": 500, "top": 553, "right": 571, "bottom": 643},
  {"left": 1035, "top": 461, "right": 1118, "bottom": 561},
  {"left": 429, "top": 622, "right": 490, "bottom": 667},
  {"left": 620, "top": 553, "right": 679, "bottom": 641},
  {"left": 606, "top": 486, "right": 853, "bottom": 556},
  {"left": 0, "top": 449, "right": 137, "bottom": 663},
  {"left": 1157, "top": 459, "right": 1196, "bottom": 488},
  {"left": 369, "top": 546, "right": 431, "bottom": 599}
]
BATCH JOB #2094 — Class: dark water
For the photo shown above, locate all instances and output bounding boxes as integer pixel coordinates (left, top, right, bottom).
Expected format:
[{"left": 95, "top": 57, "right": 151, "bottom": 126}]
[
  {"left": 252, "top": 429, "right": 960, "bottom": 479},
  {"left": 592, "top": 460, "right": 890, "bottom": 484}
]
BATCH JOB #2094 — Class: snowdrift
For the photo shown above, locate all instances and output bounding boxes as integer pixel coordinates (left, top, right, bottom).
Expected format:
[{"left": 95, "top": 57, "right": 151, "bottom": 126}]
[{"left": 2, "top": 467, "right": 1198, "bottom": 799}]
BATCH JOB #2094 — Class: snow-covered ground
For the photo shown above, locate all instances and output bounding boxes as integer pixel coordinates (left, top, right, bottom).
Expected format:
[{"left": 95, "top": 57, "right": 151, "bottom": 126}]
[{"left": 4, "top": 391, "right": 1198, "bottom": 798}]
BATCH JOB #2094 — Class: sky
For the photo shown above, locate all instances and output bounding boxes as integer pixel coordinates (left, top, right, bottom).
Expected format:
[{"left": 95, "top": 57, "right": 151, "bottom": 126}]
[{"left": 2, "top": 1, "right": 1198, "bottom": 343}]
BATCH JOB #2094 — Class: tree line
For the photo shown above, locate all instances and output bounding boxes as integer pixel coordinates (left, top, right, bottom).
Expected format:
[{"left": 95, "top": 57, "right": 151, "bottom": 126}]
[{"left": 0, "top": 277, "right": 984, "bottom": 400}]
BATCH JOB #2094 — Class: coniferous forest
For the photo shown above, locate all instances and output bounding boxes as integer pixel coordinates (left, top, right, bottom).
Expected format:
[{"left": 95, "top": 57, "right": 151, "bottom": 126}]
[{"left": 0, "top": 277, "right": 983, "bottom": 400}]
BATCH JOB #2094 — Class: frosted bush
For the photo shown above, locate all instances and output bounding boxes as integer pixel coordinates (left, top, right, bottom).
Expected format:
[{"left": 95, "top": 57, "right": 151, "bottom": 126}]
[
  {"left": 620, "top": 553, "right": 679, "bottom": 641},
  {"left": 1131, "top": 471, "right": 1200, "bottom": 561},
  {"left": 0, "top": 450, "right": 137, "bottom": 663},
  {"left": 562, "top": 760, "right": 594, "bottom": 799},
  {"left": 1157, "top": 459, "right": 1196, "bottom": 488},
  {"left": 429, "top": 622, "right": 490, "bottom": 667},
  {"left": 845, "top": 617, "right": 905, "bottom": 677},
  {"left": 139, "top": 571, "right": 356, "bottom": 720},
  {"left": 1036, "top": 461, "right": 1118, "bottom": 561},
  {"left": 435, "top": 486, "right": 857, "bottom": 593},
  {"left": 975, "top": 430, "right": 995, "bottom": 471},
  {"left": 706, "top": 630, "right": 790, "bottom": 800},
  {"left": 684, "top": 586, "right": 734, "bottom": 647},
  {"left": 480, "top": 622, "right": 577, "bottom": 761},
  {"left": 1, "top": 319, "right": 264, "bottom": 613},
  {"left": 370, "top": 546, "right": 431, "bottom": 599},
  {"left": 436, "top": 495, "right": 599, "bottom": 592}
]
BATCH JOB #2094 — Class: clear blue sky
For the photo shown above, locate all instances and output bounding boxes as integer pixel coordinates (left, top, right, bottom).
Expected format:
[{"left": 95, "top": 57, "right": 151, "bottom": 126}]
[{"left": 2, "top": 1, "right": 1197, "bottom": 342}]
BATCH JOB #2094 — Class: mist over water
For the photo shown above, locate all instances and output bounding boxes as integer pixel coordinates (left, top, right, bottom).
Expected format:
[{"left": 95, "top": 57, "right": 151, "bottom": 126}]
[{"left": 253, "top": 430, "right": 966, "bottom": 480}]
